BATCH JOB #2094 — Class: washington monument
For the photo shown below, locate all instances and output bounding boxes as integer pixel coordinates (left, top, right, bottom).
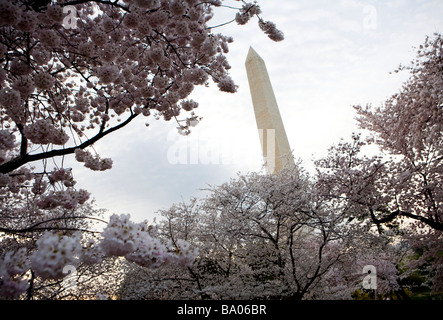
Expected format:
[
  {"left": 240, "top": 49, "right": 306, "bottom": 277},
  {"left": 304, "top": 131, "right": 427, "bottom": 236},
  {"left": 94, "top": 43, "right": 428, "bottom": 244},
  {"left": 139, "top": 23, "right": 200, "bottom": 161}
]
[{"left": 245, "top": 47, "right": 294, "bottom": 174}]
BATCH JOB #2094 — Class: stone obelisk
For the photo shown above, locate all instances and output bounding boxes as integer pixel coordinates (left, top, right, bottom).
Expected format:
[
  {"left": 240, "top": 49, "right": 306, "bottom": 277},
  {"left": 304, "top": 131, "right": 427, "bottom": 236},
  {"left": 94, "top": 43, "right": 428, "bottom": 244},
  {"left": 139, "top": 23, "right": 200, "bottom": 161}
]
[{"left": 245, "top": 47, "right": 294, "bottom": 174}]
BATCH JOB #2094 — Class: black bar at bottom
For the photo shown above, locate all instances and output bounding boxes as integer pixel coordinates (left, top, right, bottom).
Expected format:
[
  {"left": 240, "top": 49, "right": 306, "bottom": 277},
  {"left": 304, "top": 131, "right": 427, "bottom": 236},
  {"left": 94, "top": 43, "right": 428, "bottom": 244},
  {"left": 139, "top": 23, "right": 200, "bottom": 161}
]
[{"left": 0, "top": 299, "right": 437, "bottom": 319}]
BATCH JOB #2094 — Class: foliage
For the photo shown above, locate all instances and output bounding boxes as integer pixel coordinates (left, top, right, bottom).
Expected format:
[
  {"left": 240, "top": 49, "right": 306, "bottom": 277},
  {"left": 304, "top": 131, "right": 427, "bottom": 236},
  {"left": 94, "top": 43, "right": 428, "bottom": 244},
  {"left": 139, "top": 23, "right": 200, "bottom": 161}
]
[
  {"left": 0, "top": 0, "right": 283, "bottom": 299},
  {"left": 119, "top": 165, "right": 406, "bottom": 300},
  {"left": 316, "top": 33, "right": 443, "bottom": 295}
]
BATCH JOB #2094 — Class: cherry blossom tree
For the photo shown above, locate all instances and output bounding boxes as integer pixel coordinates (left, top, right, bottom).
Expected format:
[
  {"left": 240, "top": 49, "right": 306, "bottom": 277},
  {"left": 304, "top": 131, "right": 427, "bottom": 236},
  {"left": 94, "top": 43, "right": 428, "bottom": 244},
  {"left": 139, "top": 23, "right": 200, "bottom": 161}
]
[
  {"left": 316, "top": 34, "right": 443, "bottom": 296},
  {"left": 119, "top": 165, "right": 405, "bottom": 300},
  {"left": 0, "top": 0, "right": 284, "bottom": 299}
]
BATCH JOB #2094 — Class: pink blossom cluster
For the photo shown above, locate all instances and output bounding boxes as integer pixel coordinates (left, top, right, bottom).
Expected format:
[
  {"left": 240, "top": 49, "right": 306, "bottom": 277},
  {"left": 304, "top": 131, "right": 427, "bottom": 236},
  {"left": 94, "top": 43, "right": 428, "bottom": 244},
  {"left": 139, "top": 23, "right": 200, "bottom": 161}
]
[
  {"left": 0, "top": 248, "right": 29, "bottom": 298},
  {"left": 171, "top": 239, "right": 199, "bottom": 267},
  {"left": 12, "top": 76, "right": 35, "bottom": 98},
  {"left": 96, "top": 64, "right": 120, "bottom": 84},
  {"left": 125, "top": 233, "right": 168, "bottom": 268},
  {"left": 38, "top": 29, "right": 60, "bottom": 48},
  {"left": 0, "top": 173, "right": 12, "bottom": 187},
  {"left": 36, "top": 189, "right": 90, "bottom": 210},
  {"left": 16, "top": 11, "right": 38, "bottom": 33},
  {"left": 0, "top": 88, "right": 24, "bottom": 124},
  {"left": 0, "top": 130, "right": 16, "bottom": 150},
  {"left": 355, "top": 252, "right": 400, "bottom": 294},
  {"left": 0, "top": 212, "right": 199, "bottom": 298},
  {"left": 80, "top": 238, "right": 103, "bottom": 265},
  {"left": 23, "top": 119, "right": 70, "bottom": 145},
  {"left": 181, "top": 99, "right": 199, "bottom": 112},
  {"left": 10, "top": 58, "right": 31, "bottom": 76},
  {"left": 30, "top": 232, "right": 81, "bottom": 280},
  {"left": 100, "top": 214, "right": 140, "bottom": 256},
  {"left": 0, "top": 1, "right": 22, "bottom": 26},
  {"left": 31, "top": 47, "right": 51, "bottom": 65},
  {"left": 0, "top": 88, "right": 21, "bottom": 107},
  {"left": 100, "top": 214, "right": 197, "bottom": 268},
  {"left": 235, "top": 2, "right": 262, "bottom": 25},
  {"left": 217, "top": 76, "right": 238, "bottom": 93},
  {"left": 31, "top": 177, "right": 48, "bottom": 195},
  {"left": 44, "top": 4, "right": 64, "bottom": 24},
  {"left": 48, "top": 168, "right": 75, "bottom": 187},
  {"left": 0, "top": 167, "right": 33, "bottom": 193},
  {"left": 259, "top": 20, "right": 285, "bottom": 42},
  {"left": 33, "top": 72, "right": 54, "bottom": 90},
  {"left": 75, "top": 149, "right": 113, "bottom": 171}
]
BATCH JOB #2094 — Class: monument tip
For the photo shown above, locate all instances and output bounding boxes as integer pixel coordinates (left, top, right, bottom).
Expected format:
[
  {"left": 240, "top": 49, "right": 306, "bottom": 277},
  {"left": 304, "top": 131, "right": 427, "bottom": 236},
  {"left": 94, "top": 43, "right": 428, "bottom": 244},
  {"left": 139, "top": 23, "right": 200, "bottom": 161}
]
[{"left": 246, "top": 46, "right": 264, "bottom": 64}]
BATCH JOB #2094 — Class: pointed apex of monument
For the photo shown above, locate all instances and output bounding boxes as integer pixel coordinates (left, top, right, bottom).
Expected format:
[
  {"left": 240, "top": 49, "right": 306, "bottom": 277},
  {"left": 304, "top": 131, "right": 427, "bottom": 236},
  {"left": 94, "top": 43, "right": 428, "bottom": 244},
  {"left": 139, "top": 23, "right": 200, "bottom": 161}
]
[{"left": 246, "top": 46, "right": 264, "bottom": 64}]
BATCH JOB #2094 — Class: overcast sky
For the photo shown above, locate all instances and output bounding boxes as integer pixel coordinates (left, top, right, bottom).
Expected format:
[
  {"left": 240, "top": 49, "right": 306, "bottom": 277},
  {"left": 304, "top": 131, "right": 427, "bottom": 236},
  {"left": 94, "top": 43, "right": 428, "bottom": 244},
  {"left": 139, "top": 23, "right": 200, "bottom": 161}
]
[{"left": 65, "top": 0, "right": 443, "bottom": 223}]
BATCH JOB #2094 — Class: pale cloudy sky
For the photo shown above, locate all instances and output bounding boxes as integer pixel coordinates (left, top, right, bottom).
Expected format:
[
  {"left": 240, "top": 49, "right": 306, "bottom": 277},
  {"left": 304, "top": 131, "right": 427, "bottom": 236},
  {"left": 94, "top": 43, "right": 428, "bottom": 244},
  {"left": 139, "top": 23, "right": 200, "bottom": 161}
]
[{"left": 65, "top": 0, "right": 443, "bottom": 223}]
